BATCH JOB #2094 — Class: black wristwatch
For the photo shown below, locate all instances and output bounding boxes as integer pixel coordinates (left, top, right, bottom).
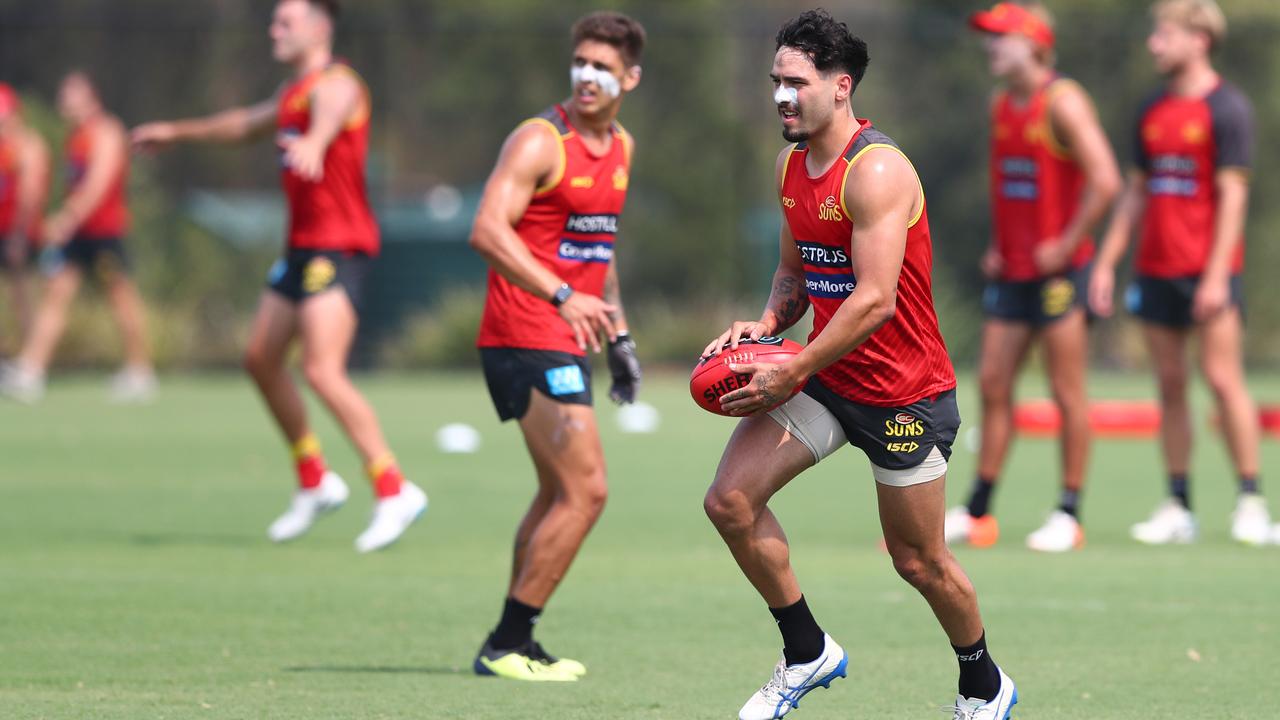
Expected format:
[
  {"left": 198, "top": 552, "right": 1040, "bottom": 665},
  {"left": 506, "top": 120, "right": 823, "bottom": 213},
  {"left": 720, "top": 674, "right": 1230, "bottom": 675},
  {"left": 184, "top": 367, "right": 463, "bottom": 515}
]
[{"left": 550, "top": 283, "right": 574, "bottom": 307}]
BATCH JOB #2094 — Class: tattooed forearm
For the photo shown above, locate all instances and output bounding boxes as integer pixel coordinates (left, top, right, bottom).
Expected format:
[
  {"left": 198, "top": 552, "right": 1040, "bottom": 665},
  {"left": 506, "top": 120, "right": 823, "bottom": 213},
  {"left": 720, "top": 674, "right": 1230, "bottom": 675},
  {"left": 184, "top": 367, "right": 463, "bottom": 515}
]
[
  {"left": 603, "top": 263, "right": 625, "bottom": 324},
  {"left": 766, "top": 271, "right": 808, "bottom": 332}
]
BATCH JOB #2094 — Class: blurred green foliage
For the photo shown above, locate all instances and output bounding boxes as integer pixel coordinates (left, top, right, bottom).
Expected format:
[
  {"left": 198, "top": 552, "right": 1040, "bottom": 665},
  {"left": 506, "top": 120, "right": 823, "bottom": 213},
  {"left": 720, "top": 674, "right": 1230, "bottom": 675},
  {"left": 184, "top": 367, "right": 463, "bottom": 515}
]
[{"left": 1, "top": 0, "right": 1277, "bottom": 368}]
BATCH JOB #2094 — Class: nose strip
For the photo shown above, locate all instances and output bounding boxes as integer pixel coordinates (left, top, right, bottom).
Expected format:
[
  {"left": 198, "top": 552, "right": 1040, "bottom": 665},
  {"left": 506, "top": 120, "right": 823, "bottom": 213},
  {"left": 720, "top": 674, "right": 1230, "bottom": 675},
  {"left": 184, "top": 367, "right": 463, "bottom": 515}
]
[{"left": 774, "top": 86, "right": 798, "bottom": 105}]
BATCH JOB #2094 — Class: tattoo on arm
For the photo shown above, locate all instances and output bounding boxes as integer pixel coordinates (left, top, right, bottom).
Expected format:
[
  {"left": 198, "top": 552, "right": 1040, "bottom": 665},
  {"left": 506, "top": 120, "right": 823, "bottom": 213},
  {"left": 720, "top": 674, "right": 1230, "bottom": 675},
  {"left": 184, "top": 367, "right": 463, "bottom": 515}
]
[
  {"left": 603, "top": 264, "right": 624, "bottom": 323},
  {"left": 757, "top": 367, "right": 782, "bottom": 407},
  {"left": 768, "top": 273, "right": 808, "bottom": 332}
]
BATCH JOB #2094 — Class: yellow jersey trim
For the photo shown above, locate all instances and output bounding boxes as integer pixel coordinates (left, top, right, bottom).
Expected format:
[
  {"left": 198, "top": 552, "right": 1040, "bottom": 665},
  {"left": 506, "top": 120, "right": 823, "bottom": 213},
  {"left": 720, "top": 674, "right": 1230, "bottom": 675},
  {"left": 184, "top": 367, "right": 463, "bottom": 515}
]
[
  {"left": 839, "top": 143, "right": 926, "bottom": 229},
  {"left": 518, "top": 117, "right": 569, "bottom": 196},
  {"left": 1041, "top": 77, "right": 1078, "bottom": 161},
  {"left": 779, "top": 143, "right": 800, "bottom": 202}
]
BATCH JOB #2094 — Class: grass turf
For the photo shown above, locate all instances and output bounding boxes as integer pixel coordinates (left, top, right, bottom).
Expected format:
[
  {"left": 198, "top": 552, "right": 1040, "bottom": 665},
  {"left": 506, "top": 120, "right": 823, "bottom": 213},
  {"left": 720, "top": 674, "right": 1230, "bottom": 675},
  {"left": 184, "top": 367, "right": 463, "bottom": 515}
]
[{"left": 2, "top": 371, "right": 1279, "bottom": 719}]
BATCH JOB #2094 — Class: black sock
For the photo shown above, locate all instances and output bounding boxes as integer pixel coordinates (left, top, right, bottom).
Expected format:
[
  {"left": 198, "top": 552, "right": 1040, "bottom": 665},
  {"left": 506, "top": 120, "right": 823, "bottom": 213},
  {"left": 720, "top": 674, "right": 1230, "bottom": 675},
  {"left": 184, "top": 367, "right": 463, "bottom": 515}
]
[
  {"left": 952, "top": 632, "right": 1000, "bottom": 701},
  {"left": 1058, "top": 488, "right": 1080, "bottom": 519},
  {"left": 490, "top": 597, "right": 541, "bottom": 650},
  {"left": 769, "top": 595, "right": 825, "bottom": 666},
  {"left": 1169, "top": 473, "right": 1190, "bottom": 510},
  {"left": 967, "top": 476, "right": 997, "bottom": 518},
  {"left": 1240, "top": 475, "right": 1259, "bottom": 496}
]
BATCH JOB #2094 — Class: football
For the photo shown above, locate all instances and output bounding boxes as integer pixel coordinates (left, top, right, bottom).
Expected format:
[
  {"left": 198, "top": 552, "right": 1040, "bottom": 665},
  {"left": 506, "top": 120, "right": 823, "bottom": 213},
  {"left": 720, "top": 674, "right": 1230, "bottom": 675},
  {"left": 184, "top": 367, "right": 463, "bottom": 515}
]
[{"left": 690, "top": 337, "right": 805, "bottom": 416}]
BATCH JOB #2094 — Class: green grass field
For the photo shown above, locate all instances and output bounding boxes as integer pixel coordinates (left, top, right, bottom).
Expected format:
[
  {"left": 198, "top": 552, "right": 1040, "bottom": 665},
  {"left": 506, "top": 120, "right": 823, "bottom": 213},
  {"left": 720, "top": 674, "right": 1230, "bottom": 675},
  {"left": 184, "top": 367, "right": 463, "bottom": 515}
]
[{"left": 2, "top": 371, "right": 1279, "bottom": 719}]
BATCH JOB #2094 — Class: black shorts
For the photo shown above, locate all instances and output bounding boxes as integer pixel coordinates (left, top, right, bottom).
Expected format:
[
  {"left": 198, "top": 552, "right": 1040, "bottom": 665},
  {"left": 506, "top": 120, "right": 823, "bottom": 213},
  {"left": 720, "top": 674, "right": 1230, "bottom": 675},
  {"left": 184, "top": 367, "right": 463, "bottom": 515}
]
[
  {"left": 480, "top": 347, "right": 593, "bottom": 422},
  {"left": 266, "top": 249, "right": 371, "bottom": 308},
  {"left": 802, "top": 376, "right": 961, "bottom": 472},
  {"left": 1126, "top": 274, "right": 1244, "bottom": 328},
  {"left": 53, "top": 236, "right": 131, "bottom": 278},
  {"left": 983, "top": 265, "right": 1088, "bottom": 326}
]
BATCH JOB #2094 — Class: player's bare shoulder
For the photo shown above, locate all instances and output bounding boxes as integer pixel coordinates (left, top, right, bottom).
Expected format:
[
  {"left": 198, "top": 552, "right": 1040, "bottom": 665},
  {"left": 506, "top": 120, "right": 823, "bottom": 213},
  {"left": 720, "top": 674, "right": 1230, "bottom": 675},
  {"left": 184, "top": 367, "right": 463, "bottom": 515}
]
[
  {"left": 842, "top": 144, "right": 920, "bottom": 224},
  {"left": 497, "top": 116, "right": 565, "bottom": 187}
]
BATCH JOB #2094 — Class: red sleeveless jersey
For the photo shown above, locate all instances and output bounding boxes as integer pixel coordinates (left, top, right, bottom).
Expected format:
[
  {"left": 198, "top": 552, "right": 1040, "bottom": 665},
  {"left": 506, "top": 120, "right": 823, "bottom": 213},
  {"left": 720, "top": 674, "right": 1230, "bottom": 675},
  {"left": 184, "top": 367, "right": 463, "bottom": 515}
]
[
  {"left": 277, "top": 62, "right": 379, "bottom": 255},
  {"left": 0, "top": 138, "right": 18, "bottom": 235},
  {"left": 780, "top": 119, "right": 955, "bottom": 407},
  {"left": 477, "top": 105, "right": 632, "bottom": 355},
  {"left": 1134, "top": 81, "right": 1251, "bottom": 278},
  {"left": 0, "top": 137, "right": 45, "bottom": 242},
  {"left": 990, "top": 77, "right": 1092, "bottom": 281},
  {"left": 66, "top": 117, "right": 128, "bottom": 239}
]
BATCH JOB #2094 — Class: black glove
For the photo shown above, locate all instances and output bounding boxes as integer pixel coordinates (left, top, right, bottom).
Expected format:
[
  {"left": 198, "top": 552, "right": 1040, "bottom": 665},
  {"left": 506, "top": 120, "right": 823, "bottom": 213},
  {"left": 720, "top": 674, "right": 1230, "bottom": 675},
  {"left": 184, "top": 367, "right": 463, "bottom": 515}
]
[{"left": 606, "top": 332, "right": 641, "bottom": 405}]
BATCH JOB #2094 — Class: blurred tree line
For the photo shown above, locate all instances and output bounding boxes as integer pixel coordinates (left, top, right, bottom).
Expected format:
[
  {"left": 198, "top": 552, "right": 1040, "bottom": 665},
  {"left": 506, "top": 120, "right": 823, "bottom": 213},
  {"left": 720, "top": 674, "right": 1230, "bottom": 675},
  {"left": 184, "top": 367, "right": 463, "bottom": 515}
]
[{"left": 0, "top": 0, "right": 1277, "bottom": 370}]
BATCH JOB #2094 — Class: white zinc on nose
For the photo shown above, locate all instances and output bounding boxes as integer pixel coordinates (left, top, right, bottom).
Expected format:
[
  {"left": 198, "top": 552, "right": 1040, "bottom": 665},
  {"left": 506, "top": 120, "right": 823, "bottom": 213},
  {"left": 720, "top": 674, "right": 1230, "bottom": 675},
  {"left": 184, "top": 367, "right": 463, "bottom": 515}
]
[
  {"left": 774, "top": 85, "right": 798, "bottom": 105},
  {"left": 570, "top": 64, "right": 621, "bottom": 99}
]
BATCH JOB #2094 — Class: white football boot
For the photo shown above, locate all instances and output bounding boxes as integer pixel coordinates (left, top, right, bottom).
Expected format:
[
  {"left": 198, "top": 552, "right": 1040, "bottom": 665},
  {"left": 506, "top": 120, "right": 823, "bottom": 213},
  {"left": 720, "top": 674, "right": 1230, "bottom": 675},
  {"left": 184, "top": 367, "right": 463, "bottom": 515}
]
[
  {"left": 354, "top": 481, "right": 428, "bottom": 553},
  {"left": 951, "top": 666, "right": 1018, "bottom": 720},
  {"left": 1131, "top": 499, "right": 1197, "bottom": 545},
  {"left": 108, "top": 365, "right": 157, "bottom": 404},
  {"left": 1025, "top": 510, "right": 1085, "bottom": 552},
  {"left": 0, "top": 361, "right": 45, "bottom": 404},
  {"left": 738, "top": 633, "right": 848, "bottom": 720},
  {"left": 944, "top": 506, "right": 975, "bottom": 545},
  {"left": 267, "top": 471, "right": 350, "bottom": 543},
  {"left": 1230, "top": 494, "right": 1272, "bottom": 546}
]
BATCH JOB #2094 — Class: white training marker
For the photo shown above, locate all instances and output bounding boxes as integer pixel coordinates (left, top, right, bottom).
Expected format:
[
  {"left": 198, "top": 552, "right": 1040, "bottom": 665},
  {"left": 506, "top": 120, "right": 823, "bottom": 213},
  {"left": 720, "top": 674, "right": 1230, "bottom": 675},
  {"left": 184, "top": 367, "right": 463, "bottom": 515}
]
[
  {"left": 436, "top": 423, "right": 481, "bottom": 454},
  {"left": 964, "top": 426, "right": 980, "bottom": 453},
  {"left": 617, "top": 402, "right": 660, "bottom": 434}
]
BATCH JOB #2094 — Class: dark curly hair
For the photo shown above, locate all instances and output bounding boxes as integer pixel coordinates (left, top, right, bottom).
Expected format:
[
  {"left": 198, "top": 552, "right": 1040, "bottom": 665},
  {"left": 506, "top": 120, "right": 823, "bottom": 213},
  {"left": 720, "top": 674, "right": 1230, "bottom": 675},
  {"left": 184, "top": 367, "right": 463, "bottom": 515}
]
[{"left": 776, "top": 9, "right": 869, "bottom": 90}]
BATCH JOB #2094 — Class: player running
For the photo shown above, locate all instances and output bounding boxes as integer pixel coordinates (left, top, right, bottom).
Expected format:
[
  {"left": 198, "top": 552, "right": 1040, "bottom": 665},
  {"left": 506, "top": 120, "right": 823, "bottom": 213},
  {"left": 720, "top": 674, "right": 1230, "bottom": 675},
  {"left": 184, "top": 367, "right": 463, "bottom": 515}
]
[
  {"left": 0, "top": 83, "right": 50, "bottom": 350},
  {"left": 0, "top": 72, "right": 154, "bottom": 405},
  {"left": 702, "top": 10, "right": 1015, "bottom": 719},
  {"left": 468, "top": 11, "right": 644, "bottom": 682},
  {"left": 1091, "top": 0, "right": 1273, "bottom": 546},
  {"left": 129, "top": 0, "right": 426, "bottom": 553},
  {"left": 947, "top": 2, "right": 1121, "bottom": 552}
]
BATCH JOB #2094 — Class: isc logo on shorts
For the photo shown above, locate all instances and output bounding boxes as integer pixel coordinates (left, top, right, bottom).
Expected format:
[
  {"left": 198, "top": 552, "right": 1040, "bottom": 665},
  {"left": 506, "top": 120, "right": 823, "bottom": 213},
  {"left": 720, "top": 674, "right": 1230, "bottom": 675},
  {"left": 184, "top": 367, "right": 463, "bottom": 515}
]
[{"left": 545, "top": 365, "right": 586, "bottom": 396}]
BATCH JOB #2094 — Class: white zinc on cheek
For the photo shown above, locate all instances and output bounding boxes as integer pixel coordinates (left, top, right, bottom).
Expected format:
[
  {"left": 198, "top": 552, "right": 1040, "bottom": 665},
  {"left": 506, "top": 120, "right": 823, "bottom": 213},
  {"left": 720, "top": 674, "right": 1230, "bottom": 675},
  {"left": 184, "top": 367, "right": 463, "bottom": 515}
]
[
  {"left": 774, "top": 85, "right": 798, "bottom": 106},
  {"left": 571, "top": 64, "right": 622, "bottom": 99}
]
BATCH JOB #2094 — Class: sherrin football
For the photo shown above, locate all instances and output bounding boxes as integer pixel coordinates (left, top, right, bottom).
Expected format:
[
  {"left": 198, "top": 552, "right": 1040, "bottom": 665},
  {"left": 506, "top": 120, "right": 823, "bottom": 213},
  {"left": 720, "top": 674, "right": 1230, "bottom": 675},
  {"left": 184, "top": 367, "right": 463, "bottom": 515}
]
[{"left": 690, "top": 337, "right": 805, "bottom": 416}]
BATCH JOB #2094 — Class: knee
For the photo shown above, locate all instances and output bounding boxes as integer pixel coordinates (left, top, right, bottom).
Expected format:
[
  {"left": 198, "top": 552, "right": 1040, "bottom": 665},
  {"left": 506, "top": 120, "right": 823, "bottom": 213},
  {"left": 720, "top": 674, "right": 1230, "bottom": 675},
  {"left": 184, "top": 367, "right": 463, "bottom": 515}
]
[
  {"left": 703, "top": 485, "right": 754, "bottom": 537},
  {"left": 242, "top": 346, "right": 273, "bottom": 380},
  {"left": 559, "top": 466, "right": 608, "bottom": 519},
  {"left": 302, "top": 359, "right": 343, "bottom": 394},
  {"left": 978, "top": 368, "right": 1011, "bottom": 406},
  {"left": 1155, "top": 369, "right": 1188, "bottom": 404},
  {"left": 890, "top": 547, "right": 951, "bottom": 595},
  {"left": 1200, "top": 362, "right": 1241, "bottom": 400}
]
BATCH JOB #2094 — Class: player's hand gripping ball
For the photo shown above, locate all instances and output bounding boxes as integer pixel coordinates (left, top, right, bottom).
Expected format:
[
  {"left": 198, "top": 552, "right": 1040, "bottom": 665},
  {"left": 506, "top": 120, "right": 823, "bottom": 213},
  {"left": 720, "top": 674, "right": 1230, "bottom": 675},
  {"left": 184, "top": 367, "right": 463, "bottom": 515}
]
[{"left": 690, "top": 337, "right": 804, "bottom": 416}]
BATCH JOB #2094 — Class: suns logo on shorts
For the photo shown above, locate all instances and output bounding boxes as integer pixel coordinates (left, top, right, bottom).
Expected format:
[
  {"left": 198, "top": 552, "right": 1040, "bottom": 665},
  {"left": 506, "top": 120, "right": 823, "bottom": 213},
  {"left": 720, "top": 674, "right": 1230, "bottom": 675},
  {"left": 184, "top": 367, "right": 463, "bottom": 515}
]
[
  {"left": 303, "top": 256, "right": 337, "bottom": 294},
  {"left": 818, "top": 195, "right": 843, "bottom": 223},
  {"left": 1042, "top": 277, "right": 1075, "bottom": 317},
  {"left": 885, "top": 412, "right": 925, "bottom": 438}
]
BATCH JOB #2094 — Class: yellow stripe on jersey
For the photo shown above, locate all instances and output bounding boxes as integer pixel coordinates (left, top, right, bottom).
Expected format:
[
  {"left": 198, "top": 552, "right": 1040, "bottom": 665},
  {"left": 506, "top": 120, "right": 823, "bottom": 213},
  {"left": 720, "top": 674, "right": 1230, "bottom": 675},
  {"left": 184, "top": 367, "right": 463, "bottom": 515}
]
[
  {"left": 518, "top": 118, "right": 570, "bottom": 196},
  {"left": 839, "top": 143, "right": 926, "bottom": 229}
]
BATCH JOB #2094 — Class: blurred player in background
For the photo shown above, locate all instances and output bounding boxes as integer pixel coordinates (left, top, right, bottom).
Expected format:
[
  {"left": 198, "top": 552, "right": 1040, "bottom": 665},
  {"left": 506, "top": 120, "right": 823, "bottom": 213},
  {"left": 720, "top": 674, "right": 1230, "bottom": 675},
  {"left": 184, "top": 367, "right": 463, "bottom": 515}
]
[
  {"left": 468, "top": 11, "right": 644, "bottom": 682},
  {"left": 702, "top": 11, "right": 1015, "bottom": 719},
  {"left": 130, "top": 0, "right": 427, "bottom": 553},
  {"left": 0, "top": 83, "right": 50, "bottom": 351},
  {"left": 947, "top": 2, "right": 1121, "bottom": 552},
  {"left": 1091, "top": 0, "right": 1273, "bottom": 546},
  {"left": 0, "top": 72, "right": 154, "bottom": 405}
]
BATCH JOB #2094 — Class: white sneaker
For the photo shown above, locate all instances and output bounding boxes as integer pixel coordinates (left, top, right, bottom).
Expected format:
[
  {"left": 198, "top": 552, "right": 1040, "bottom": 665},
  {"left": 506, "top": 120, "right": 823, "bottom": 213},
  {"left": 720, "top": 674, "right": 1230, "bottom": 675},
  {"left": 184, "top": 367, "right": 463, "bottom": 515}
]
[
  {"left": 0, "top": 361, "right": 45, "bottom": 404},
  {"left": 1026, "top": 510, "right": 1084, "bottom": 552},
  {"left": 1131, "top": 499, "right": 1197, "bottom": 545},
  {"left": 108, "top": 366, "right": 157, "bottom": 404},
  {"left": 1230, "top": 494, "right": 1272, "bottom": 546},
  {"left": 267, "top": 471, "right": 350, "bottom": 543},
  {"left": 738, "top": 633, "right": 848, "bottom": 720},
  {"left": 944, "top": 506, "right": 974, "bottom": 545},
  {"left": 951, "top": 666, "right": 1018, "bottom": 720},
  {"left": 354, "top": 481, "right": 428, "bottom": 553}
]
